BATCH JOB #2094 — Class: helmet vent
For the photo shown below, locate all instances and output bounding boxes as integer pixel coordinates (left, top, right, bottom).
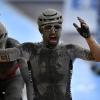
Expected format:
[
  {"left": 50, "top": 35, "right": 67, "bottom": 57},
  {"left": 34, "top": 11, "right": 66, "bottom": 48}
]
[{"left": 43, "top": 12, "right": 57, "bottom": 17}]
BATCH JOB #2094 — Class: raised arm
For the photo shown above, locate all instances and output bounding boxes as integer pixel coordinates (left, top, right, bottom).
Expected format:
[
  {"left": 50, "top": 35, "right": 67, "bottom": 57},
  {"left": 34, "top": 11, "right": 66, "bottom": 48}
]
[
  {"left": 73, "top": 17, "right": 100, "bottom": 61},
  {"left": 85, "top": 37, "right": 100, "bottom": 61}
]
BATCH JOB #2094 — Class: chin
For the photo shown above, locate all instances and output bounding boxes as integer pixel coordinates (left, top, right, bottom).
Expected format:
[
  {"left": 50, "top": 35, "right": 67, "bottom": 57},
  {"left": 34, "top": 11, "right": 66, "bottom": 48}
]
[{"left": 48, "top": 42, "right": 58, "bottom": 48}]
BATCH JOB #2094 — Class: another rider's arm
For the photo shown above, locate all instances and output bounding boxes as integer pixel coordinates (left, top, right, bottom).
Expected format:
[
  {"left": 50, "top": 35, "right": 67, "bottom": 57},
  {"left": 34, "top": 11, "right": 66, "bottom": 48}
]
[
  {"left": 18, "top": 58, "right": 34, "bottom": 100},
  {"left": 0, "top": 42, "right": 36, "bottom": 62},
  {"left": 7, "top": 39, "right": 35, "bottom": 100}
]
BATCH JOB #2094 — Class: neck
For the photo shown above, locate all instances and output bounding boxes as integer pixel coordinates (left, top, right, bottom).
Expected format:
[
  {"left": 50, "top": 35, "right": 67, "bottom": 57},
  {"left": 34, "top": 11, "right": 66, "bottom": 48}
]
[
  {"left": 47, "top": 44, "right": 57, "bottom": 49},
  {"left": 43, "top": 42, "right": 57, "bottom": 49},
  {"left": 0, "top": 37, "right": 7, "bottom": 49},
  {"left": 43, "top": 40, "right": 58, "bottom": 49},
  {"left": 0, "top": 39, "right": 7, "bottom": 49},
  {"left": 0, "top": 43, "right": 6, "bottom": 49}
]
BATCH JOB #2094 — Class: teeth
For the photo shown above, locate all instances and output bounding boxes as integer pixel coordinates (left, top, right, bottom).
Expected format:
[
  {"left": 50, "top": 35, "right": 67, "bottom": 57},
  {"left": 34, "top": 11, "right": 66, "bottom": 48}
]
[{"left": 50, "top": 35, "right": 55, "bottom": 38}]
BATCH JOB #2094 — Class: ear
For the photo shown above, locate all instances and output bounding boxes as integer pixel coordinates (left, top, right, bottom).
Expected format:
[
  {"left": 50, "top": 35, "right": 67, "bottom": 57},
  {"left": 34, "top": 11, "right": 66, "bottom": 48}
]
[
  {"left": 4, "top": 33, "right": 8, "bottom": 38},
  {"left": 39, "top": 27, "right": 43, "bottom": 34}
]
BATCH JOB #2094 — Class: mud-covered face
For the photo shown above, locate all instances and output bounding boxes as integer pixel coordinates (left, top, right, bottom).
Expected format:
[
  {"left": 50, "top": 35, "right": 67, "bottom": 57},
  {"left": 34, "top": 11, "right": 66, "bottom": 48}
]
[
  {"left": 41, "top": 23, "right": 62, "bottom": 48},
  {"left": 0, "top": 31, "right": 7, "bottom": 42},
  {"left": 0, "top": 32, "right": 7, "bottom": 39}
]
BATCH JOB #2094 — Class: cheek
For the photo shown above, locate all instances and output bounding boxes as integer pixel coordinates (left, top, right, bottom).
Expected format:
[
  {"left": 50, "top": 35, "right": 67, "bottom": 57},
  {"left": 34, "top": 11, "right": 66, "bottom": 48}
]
[
  {"left": 43, "top": 33, "right": 49, "bottom": 41},
  {"left": 56, "top": 30, "right": 61, "bottom": 38}
]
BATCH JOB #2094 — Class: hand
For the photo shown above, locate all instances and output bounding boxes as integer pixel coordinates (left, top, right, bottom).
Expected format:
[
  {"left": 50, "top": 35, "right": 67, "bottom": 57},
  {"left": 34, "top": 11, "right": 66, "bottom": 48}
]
[{"left": 73, "top": 17, "right": 90, "bottom": 38}]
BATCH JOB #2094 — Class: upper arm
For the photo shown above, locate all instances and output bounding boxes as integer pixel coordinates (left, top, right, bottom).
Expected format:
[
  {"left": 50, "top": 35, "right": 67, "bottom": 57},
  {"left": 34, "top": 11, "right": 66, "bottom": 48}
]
[
  {"left": 66, "top": 44, "right": 94, "bottom": 61},
  {"left": 18, "top": 58, "right": 30, "bottom": 83}
]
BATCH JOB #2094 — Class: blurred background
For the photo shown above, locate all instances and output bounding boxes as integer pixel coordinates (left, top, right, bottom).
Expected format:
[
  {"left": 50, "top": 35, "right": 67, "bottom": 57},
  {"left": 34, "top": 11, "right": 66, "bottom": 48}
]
[{"left": 0, "top": 0, "right": 100, "bottom": 100}]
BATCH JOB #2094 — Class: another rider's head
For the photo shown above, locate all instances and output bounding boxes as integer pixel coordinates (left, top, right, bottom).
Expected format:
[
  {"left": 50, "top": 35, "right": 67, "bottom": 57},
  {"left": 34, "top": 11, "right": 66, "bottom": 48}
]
[
  {"left": 38, "top": 9, "right": 63, "bottom": 48},
  {"left": 0, "top": 22, "right": 8, "bottom": 46}
]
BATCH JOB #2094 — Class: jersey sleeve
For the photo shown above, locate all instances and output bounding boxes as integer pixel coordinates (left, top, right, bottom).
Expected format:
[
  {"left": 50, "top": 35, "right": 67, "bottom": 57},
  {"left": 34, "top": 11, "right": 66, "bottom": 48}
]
[{"left": 66, "top": 44, "right": 94, "bottom": 61}]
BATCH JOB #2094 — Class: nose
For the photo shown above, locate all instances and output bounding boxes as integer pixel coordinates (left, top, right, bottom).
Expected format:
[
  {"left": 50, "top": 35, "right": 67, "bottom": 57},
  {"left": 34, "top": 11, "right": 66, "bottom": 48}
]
[{"left": 50, "top": 26, "right": 55, "bottom": 33}]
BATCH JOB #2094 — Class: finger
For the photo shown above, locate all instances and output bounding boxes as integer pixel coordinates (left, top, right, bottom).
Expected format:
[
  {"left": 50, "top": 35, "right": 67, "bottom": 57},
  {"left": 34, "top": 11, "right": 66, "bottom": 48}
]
[
  {"left": 73, "top": 23, "right": 79, "bottom": 29},
  {"left": 78, "top": 17, "right": 86, "bottom": 28},
  {"left": 77, "top": 17, "right": 86, "bottom": 24},
  {"left": 73, "top": 23, "right": 81, "bottom": 33}
]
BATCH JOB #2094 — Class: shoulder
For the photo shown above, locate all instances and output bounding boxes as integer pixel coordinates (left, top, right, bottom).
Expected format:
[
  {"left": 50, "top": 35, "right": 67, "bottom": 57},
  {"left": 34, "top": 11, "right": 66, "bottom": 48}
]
[
  {"left": 65, "top": 44, "right": 83, "bottom": 50},
  {"left": 21, "top": 42, "right": 41, "bottom": 51},
  {"left": 6, "top": 37, "right": 20, "bottom": 47},
  {"left": 56, "top": 44, "right": 77, "bottom": 50},
  {"left": 64, "top": 44, "right": 85, "bottom": 54},
  {"left": 65, "top": 44, "right": 76, "bottom": 49},
  {"left": 22, "top": 42, "right": 41, "bottom": 47},
  {"left": 58, "top": 44, "right": 84, "bottom": 50}
]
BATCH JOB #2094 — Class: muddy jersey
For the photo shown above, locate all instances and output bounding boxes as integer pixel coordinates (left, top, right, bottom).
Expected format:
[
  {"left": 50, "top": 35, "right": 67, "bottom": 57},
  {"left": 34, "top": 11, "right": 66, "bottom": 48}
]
[{"left": 20, "top": 42, "right": 93, "bottom": 100}]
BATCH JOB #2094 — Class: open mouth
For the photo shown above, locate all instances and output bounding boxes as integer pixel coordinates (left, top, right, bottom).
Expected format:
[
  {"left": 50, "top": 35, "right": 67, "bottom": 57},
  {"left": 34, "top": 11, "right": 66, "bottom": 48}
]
[{"left": 49, "top": 35, "right": 57, "bottom": 45}]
